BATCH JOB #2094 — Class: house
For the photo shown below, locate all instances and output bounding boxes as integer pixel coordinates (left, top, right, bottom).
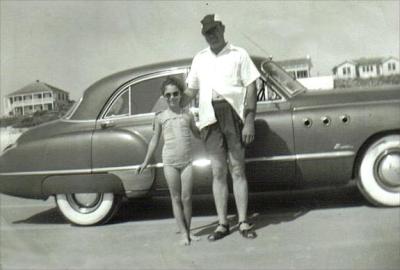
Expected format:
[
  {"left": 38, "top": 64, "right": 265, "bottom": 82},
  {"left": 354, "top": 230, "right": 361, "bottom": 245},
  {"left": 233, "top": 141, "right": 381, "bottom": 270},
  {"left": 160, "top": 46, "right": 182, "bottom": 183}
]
[
  {"left": 333, "top": 56, "right": 399, "bottom": 79},
  {"left": 382, "top": 56, "right": 399, "bottom": 76},
  {"left": 276, "top": 56, "right": 333, "bottom": 90},
  {"left": 4, "top": 80, "right": 70, "bottom": 116},
  {"left": 276, "top": 56, "right": 313, "bottom": 79}
]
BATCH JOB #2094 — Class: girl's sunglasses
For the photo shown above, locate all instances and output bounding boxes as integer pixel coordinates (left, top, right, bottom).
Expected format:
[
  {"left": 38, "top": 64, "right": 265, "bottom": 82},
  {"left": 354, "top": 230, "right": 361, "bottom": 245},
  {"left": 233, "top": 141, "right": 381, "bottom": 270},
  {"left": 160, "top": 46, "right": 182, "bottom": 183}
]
[{"left": 164, "top": 91, "right": 180, "bottom": 99}]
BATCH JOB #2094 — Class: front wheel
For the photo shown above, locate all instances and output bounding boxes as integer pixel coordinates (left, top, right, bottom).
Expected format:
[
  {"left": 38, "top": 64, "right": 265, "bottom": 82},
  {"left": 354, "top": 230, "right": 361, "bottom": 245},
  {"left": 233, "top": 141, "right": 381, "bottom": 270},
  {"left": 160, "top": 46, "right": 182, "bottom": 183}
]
[
  {"left": 55, "top": 192, "right": 122, "bottom": 225},
  {"left": 358, "top": 134, "right": 400, "bottom": 206}
]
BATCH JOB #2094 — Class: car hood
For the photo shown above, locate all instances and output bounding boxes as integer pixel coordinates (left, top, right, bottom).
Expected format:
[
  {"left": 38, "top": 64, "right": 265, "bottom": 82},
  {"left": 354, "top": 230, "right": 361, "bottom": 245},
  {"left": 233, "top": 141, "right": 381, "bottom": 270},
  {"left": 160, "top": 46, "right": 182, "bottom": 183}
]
[{"left": 291, "top": 85, "right": 400, "bottom": 109}]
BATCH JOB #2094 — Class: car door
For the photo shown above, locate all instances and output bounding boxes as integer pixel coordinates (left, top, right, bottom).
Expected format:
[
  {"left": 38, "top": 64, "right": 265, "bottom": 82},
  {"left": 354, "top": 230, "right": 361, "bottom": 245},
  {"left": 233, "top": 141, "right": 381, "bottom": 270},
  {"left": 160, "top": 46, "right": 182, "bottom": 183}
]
[
  {"left": 91, "top": 69, "right": 207, "bottom": 196},
  {"left": 245, "top": 78, "right": 296, "bottom": 191}
]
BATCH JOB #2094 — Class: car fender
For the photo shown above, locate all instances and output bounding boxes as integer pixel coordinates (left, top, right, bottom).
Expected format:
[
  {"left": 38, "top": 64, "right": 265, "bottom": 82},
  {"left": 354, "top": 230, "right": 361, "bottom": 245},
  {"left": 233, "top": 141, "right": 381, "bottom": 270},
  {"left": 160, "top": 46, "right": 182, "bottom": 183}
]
[{"left": 42, "top": 173, "right": 125, "bottom": 196}]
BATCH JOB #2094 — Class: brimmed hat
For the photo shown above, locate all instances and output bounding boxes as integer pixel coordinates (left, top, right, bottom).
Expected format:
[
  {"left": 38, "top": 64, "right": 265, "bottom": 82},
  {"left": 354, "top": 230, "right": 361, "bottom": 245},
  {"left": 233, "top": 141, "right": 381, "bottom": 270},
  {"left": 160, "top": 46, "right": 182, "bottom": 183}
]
[{"left": 201, "top": 14, "right": 223, "bottom": 34}]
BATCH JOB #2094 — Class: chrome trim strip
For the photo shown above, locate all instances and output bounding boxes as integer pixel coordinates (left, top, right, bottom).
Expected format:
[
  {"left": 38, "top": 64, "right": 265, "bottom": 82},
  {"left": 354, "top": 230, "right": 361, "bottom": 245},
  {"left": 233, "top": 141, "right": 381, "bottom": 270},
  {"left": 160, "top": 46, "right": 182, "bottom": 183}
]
[
  {"left": 246, "top": 151, "right": 354, "bottom": 163},
  {"left": 245, "top": 155, "right": 296, "bottom": 162},
  {"left": 59, "top": 119, "right": 96, "bottom": 123},
  {"left": 92, "top": 163, "right": 163, "bottom": 173},
  {"left": 0, "top": 151, "right": 354, "bottom": 176},
  {"left": 0, "top": 169, "right": 91, "bottom": 176},
  {"left": 294, "top": 99, "right": 400, "bottom": 112},
  {"left": 296, "top": 151, "right": 354, "bottom": 160}
]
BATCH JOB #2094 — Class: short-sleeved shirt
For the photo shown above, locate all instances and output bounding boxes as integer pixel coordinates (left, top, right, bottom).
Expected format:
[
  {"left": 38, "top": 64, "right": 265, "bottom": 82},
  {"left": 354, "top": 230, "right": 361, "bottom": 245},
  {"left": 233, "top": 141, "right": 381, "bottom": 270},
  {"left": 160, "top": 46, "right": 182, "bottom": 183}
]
[
  {"left": 155, "top": 109, "right": 193, "bottom": 167},
  {"left": 186, "top": 43, "right": 260, "bottom": 130}
]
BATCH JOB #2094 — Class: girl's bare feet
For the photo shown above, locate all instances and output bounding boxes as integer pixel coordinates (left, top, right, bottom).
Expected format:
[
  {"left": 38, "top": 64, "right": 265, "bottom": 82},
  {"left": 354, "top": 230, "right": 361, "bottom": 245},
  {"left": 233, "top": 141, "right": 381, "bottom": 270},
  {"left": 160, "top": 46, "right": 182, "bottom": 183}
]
[
  {"left": 190, "top": 233, "right": 200, "bottom": 241},
  {"left": 179, "top": 233, "right": 190, "bottom": 246}
]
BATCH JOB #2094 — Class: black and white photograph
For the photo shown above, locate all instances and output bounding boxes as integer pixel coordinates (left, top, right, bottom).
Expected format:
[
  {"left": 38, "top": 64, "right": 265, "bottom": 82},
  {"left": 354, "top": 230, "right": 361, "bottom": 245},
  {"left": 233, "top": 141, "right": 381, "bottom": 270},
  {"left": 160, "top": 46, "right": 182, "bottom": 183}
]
[{"left": 0, "top": 1, "right": 399, "bottom": 269}]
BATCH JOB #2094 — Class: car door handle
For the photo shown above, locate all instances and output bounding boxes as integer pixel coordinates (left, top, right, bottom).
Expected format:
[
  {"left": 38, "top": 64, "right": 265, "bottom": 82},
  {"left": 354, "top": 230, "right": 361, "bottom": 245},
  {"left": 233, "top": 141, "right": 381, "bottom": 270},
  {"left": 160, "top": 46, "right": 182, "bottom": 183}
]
[{"left": 101, "top": 120, "right": 115, "bottom": 129}]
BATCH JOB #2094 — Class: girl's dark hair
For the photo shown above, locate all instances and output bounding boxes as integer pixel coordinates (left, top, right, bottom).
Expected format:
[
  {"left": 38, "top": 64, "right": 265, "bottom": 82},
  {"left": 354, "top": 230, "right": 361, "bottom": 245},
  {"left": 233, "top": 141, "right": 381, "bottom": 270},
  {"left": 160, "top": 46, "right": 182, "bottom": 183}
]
[{"left": 160, "top": 76, "right": 184, "bottom": 95}]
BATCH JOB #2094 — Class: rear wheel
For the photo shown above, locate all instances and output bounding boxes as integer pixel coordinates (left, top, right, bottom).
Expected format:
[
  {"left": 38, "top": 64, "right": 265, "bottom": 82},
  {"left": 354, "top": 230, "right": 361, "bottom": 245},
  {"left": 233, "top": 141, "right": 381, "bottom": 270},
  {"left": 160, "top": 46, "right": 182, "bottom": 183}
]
[
  {"left": 55, "top": 192, "right": 122, "bottom": 225},
  {"left": 358, "top": 134, "right": 400, "bottom": 206}
]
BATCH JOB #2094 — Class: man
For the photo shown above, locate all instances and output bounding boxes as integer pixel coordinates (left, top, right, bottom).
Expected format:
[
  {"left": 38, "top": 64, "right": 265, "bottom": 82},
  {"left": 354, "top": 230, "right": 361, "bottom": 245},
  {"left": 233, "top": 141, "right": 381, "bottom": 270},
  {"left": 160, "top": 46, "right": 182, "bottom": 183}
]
[{"left": 185, "top": 14, "right": 260, "bottom": 241}]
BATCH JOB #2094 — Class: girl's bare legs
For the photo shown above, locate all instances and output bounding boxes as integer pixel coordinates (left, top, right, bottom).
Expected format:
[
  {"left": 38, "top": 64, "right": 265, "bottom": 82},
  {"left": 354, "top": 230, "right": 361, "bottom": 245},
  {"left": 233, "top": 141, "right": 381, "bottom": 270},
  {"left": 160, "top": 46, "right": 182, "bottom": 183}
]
[
  {"left": 164, "top": 165, "right": 190, "bottom": 245},
  {"left": 180, "top": 165, "right": 200, "bottom": 241}
]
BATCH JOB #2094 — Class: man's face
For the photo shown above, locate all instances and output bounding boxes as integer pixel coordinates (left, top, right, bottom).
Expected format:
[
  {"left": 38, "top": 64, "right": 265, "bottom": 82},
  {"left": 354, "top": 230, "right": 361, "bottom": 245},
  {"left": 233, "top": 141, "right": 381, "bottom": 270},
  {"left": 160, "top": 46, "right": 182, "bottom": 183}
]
[{"left": 203, "top": 24, "right": 225, "bottom": 50}]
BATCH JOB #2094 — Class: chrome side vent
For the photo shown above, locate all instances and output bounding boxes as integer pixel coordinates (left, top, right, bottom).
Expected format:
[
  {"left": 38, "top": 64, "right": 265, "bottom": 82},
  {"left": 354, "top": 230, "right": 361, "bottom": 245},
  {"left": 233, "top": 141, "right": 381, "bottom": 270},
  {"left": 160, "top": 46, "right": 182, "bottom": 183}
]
[
  {"left": 340, "top": 115, "right": 350, "bottom": 124},
  {"left": 321, "top": 116, "right": 331, "bottom": 127},
  {"left": 303, "top": 118, "right": 312, "bottom": 128}
]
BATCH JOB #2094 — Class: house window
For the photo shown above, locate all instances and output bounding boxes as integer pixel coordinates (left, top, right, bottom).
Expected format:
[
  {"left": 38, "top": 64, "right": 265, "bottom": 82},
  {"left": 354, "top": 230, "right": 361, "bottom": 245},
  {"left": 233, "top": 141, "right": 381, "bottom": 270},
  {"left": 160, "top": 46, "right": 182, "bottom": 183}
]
[
  {"left": 343, "top": 67, "right": 351, "bottom": 75},
  {"left": 388, "top": 62, "right": 396, "bottom": 71},
  {"left": 296, "top": 70, "right": 308, "bottom": 78}
]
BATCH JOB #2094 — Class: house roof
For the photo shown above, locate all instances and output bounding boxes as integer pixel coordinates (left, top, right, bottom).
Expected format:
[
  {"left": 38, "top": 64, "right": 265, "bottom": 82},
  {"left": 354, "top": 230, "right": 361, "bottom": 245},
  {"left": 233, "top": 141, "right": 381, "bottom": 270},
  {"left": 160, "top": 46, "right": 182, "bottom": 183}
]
[
  {"left": 333, "top": 56, "right": 399, "bottom": 72},
  {"left": 382, "top": 56, "right": 400, "bottom": 63},
  {"left": 353, "top": 57, "right": 385, "bottom": 66},
  {"left": 7, "top": 80, "right": 69, "bottom": 97},
  {"left": 332, "top": 60, "right": 357, "bottom": 73},
  {"left": 276, "top": 57, "right": 313, "bottom": 69}
]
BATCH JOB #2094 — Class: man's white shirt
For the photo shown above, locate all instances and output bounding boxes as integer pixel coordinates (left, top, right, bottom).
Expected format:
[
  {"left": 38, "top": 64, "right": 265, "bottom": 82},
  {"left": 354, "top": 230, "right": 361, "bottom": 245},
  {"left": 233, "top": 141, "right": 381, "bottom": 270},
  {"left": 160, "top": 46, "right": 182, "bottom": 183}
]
[{"left": 186, "top": 43, "right": 260, "bottom": 130}]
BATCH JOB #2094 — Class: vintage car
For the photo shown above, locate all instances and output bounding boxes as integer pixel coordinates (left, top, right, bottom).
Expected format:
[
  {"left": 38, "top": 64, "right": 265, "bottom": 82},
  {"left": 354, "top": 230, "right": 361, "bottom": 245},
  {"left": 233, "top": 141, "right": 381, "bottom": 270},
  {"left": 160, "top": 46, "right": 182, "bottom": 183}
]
[{"left": 0, "top": 57, "right": 399, "bottom": 225}]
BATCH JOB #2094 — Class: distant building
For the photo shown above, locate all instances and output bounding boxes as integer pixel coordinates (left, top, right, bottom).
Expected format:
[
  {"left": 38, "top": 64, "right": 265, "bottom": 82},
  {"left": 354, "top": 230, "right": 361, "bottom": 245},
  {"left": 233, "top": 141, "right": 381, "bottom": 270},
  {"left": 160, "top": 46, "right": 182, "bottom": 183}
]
[
  {"left": 333, "top": 56, "right": 399, "bottom": 79},
  {"left": 276, "top": 56, "right": 333, "bottom": 90},
  {"left": 276, "top": 56, "right": 313, "bottom": 79},
  {"left": 4, "top": 80, "right": 70, "bottom": 116}
]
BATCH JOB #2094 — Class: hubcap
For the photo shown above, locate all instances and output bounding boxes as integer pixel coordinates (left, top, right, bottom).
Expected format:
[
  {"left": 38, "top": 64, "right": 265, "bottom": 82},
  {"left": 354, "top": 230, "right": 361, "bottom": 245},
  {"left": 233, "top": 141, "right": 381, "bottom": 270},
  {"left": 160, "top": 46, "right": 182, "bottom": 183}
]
[
  {"left": 67, "top": 193, "right": 103, "bottom": 214},
  {"left": 376, "top": 150, "right": 400, "bottom": 188}
]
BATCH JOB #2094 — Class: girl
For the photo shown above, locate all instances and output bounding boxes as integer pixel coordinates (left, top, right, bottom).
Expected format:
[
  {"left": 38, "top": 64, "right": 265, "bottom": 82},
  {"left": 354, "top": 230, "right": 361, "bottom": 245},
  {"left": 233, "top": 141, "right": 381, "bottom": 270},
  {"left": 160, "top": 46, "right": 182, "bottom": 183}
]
[{"left": 138, "top": 77, "right": 200, "bottom": 245}]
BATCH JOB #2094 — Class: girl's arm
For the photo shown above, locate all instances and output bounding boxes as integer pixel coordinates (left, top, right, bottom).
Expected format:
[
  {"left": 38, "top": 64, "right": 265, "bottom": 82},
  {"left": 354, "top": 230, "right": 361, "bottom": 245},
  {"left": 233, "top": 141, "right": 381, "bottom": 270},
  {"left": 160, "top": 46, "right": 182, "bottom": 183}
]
[
  {"left": 137, "top": 116, "right": 162, "bottom": 174},
  {"left": 189, "top": 112, "right": 200, "bottom": 139}
]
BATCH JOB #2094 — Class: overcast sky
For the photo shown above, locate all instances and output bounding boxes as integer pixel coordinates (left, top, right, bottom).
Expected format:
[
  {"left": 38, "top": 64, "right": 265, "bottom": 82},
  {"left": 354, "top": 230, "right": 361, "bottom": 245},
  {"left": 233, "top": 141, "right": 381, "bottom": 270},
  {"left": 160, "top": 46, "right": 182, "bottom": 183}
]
[{"left": 1, "top": 0, "right": 399, "bottom": 113}]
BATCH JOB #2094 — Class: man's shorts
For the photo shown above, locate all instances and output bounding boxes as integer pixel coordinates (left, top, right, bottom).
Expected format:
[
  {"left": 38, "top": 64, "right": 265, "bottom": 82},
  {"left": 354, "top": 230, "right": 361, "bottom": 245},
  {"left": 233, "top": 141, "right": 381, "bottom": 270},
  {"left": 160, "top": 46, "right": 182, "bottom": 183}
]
[{"left": 200, "top": 100, "right": 245, "bottom": 163}]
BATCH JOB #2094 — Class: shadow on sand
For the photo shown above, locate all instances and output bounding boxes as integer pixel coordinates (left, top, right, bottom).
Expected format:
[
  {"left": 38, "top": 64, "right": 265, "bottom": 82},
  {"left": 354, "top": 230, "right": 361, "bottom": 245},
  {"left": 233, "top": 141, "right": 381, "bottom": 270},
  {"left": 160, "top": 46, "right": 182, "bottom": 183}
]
[{"left": 14, "top": 184, "right": 366, "bottom": 235}]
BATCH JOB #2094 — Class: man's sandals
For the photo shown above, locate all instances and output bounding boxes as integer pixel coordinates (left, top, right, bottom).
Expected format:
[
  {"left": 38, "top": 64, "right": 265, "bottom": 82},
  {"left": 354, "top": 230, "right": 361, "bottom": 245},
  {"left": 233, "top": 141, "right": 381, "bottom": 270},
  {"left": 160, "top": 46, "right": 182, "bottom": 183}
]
[
  {"left": 238, "top": 221, "right": 257, "bottom": 239},
  {"left": 208, "top": 221, "right": 257, "bottom": 241},
  {"left": 208, "top": 223, "right": 230, "bottom": 241}
]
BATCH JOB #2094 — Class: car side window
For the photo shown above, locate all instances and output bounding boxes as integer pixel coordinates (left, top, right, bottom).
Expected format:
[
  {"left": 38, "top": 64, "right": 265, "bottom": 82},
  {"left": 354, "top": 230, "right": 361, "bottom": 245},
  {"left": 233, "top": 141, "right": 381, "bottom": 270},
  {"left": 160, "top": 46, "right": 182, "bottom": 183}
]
[
  {"left": 105, "top": 90, "right": 129, "bottom": 118},
  {"left": 136, "top": 73, "right": 187, "bottom": 113},
  {"left": 256, "top": 78, "right": 283, "bottom": 102},
  {"left": 103, "top": 72, "right": 187, "bottom": 118}
]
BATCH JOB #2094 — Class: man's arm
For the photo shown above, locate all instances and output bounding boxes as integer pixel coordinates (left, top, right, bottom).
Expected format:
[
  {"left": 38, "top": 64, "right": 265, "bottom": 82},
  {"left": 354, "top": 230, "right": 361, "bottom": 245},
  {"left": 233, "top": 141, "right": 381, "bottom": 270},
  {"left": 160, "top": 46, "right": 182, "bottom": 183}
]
[
  {"left": 242, "top": 81, "right": 257, "bottom": 145},
  {"left": 181, "top": 87, "right": 199, "bottom": 107}
]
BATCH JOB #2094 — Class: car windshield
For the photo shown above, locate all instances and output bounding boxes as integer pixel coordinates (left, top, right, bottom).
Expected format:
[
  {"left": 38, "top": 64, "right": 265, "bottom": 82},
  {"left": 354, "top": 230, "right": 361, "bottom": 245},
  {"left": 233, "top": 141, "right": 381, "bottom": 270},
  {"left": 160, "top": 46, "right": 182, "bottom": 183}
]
[{"left": 261, "top": 60, "right": 307, "bottom": 96}]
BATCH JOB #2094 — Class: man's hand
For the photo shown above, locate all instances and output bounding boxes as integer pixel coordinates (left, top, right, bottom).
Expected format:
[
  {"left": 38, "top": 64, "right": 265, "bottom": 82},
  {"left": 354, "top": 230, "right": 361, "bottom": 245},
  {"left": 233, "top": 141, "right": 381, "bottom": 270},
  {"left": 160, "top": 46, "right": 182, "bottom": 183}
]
[{"left": 242, "top": 120, "right": 255, "bottom": 145}]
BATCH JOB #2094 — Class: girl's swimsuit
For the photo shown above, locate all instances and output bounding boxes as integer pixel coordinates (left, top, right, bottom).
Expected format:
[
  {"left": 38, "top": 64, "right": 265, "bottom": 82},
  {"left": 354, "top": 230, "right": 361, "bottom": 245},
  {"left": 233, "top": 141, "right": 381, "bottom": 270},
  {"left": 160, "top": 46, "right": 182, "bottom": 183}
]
[{"left": 156, "top": 109, "right": 193, "bottom": 169}]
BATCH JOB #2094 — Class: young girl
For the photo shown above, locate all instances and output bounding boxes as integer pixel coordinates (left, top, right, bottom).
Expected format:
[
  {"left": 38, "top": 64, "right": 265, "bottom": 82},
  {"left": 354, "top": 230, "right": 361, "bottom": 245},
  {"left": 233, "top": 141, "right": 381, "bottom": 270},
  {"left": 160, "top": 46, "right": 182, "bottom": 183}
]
[{"left": 138, "top": 77, "right": 200, "bottom": 246}]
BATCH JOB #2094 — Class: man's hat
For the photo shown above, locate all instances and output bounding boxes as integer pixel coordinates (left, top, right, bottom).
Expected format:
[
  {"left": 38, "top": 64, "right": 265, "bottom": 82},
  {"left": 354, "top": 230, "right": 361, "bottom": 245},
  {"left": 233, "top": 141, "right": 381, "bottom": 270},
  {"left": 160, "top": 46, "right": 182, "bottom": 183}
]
[{"left": 201, "top": 14, "right": 223, "bottom": 34}]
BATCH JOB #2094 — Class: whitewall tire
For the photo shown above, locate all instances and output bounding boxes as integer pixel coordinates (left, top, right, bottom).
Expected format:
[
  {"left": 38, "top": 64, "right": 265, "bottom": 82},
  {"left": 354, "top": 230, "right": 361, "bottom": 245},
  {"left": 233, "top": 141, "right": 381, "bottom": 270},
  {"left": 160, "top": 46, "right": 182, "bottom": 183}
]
[
  {"left": 358, "top": 134, "right": 400, "bottom": 206},
  {"left": 55, "top": 192, "right": 121, "bottom": 225}
]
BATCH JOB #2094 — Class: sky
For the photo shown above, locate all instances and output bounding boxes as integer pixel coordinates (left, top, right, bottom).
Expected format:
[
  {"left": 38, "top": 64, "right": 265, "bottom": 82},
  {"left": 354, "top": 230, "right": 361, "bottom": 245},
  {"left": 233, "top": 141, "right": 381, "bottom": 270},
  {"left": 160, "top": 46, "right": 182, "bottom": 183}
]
[{"left": 1, "top": 0, "right": 399, "bottom": 114}]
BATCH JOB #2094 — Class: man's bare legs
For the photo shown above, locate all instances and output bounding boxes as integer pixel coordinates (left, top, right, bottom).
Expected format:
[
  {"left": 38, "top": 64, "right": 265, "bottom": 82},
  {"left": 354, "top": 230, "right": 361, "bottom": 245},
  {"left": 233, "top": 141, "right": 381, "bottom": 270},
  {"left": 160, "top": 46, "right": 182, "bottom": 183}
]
[{"left": 209, "top": 154, "right": 230, "bottom": 237}]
